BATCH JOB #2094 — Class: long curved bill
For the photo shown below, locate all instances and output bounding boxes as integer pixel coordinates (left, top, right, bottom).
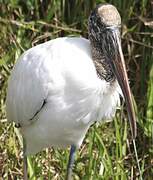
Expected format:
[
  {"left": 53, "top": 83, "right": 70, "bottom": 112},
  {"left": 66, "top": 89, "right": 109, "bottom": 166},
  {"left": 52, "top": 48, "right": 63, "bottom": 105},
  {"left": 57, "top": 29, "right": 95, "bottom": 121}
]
[{"left": 110, "top": 32, "right": 137, "bottom": 139}]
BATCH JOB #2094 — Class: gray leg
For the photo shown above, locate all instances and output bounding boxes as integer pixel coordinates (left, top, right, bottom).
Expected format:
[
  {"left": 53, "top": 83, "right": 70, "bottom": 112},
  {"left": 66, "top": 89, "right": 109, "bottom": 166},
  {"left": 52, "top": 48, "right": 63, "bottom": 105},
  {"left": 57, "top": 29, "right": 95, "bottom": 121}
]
[
  {"left": 66, "top": 145, "right": 76, "bottom": 180},
  {"left": 23, "top": 137, "right": 28, "bottom": 180}
]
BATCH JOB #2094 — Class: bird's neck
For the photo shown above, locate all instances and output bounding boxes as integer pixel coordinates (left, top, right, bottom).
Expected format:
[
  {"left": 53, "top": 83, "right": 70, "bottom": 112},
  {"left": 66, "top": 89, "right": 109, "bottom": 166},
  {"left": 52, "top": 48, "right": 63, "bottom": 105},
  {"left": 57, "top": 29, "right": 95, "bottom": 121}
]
[{"left": 91, "top": 43, "right": 115, "bottom": 82}]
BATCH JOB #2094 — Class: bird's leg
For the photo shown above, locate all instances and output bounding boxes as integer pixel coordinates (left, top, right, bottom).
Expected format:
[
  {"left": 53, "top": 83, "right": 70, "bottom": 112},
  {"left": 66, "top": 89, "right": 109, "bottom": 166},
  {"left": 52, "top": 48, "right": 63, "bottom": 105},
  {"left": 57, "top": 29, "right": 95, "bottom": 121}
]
[
  {"left": 66, "top": 145, "right": 76, "bottom": 180},
  {"left": 23, "top": 137, "right": 28, "bottom": 180}
]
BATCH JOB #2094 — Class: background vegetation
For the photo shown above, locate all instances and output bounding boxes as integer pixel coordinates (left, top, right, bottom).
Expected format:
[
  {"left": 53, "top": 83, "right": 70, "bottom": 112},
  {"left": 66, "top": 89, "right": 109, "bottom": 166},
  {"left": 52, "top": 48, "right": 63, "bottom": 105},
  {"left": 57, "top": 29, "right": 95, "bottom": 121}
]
[{"left": 0, "top": 0, "right": 153, "bottom": 179}]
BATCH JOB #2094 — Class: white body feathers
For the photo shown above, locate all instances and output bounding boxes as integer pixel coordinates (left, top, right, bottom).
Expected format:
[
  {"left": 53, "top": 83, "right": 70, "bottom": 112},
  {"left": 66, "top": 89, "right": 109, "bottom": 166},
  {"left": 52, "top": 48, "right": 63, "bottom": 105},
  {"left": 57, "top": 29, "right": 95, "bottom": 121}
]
[{"left": 6, "top": 37, "right": 120, "bottom": 154}]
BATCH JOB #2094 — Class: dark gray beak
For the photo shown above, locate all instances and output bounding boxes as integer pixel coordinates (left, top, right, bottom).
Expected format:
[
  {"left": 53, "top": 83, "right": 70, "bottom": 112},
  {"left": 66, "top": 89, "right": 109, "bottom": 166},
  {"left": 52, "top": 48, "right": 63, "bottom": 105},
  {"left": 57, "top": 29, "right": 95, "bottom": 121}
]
[{"left": 108, "top": 30, "right": 137, "bottom": 139}]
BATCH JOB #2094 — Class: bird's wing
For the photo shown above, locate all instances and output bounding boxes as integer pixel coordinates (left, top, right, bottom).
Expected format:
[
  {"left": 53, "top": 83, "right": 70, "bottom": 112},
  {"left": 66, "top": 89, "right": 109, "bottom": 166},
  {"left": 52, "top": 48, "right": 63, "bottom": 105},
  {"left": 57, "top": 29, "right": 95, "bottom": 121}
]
[{"left": 6, "top": 41, "right": 57, "bottom": 126}]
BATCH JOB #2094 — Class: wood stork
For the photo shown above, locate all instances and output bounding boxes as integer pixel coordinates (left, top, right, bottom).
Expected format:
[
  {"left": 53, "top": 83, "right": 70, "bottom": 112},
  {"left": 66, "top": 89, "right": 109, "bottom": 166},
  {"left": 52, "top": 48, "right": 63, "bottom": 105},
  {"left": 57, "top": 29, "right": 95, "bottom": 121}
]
[{"left": 6, "top": 3, "right": 137, "bottom": 180}]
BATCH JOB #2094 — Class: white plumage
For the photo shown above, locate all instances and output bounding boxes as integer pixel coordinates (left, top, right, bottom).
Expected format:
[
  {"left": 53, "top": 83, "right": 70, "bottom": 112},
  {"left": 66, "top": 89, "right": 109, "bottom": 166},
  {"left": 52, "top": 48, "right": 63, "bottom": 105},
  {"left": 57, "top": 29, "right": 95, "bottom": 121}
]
[{"left": 6, "top": 37, "right": 120, "bottom": 154}]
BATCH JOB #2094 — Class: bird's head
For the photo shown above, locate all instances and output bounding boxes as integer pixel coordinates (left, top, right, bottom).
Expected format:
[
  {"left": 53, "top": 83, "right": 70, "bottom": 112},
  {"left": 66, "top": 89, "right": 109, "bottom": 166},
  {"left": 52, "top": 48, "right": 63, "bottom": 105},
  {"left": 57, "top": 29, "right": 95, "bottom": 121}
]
[
  {"left": 88, "top": 4, "right": 137, "bottom": 139},
  {"left": 88, "top": 3, "right": 121, "bottom": 41}
]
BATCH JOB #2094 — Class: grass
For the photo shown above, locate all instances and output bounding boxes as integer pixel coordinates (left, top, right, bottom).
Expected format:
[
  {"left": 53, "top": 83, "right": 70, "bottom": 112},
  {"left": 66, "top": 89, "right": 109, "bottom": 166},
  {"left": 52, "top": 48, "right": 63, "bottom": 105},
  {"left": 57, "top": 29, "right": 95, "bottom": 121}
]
[{"left": 0, "top": 0, "right": 153, "bottom": 179}]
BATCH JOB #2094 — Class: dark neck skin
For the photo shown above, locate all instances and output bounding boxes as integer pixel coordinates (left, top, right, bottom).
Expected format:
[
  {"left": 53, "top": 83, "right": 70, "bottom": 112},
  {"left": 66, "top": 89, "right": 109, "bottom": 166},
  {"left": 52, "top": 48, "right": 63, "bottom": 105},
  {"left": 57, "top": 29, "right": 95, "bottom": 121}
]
[
  {"left": 88, "top": 10, "right": 121, "bottom": 83},
  {"left": 90, "top": 41, "right": 115, "bottom": 82}
]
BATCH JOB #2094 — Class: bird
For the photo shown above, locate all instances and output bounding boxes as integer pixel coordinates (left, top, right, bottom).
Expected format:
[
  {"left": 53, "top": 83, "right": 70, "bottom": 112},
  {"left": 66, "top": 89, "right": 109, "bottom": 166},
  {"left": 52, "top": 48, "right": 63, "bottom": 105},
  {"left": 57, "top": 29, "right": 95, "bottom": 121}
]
[{"left": 6, "top": 3, "right": 137, "bottom": 180}]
